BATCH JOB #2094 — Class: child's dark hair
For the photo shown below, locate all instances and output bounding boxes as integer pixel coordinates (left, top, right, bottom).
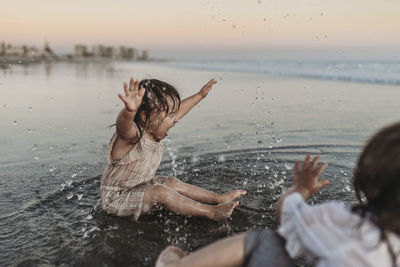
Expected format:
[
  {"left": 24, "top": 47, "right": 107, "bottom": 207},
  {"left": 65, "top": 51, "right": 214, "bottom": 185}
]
[
  {"left": 352, "top": 122, "right": 400, "bottom": 264},
  {"left": 134, "top": 79, "right": 181, "bottom": 140}
]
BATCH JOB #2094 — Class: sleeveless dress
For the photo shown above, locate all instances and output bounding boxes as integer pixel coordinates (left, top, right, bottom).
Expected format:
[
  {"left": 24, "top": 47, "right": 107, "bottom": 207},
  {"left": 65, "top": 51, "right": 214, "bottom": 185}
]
[{"left": 100, "top": 131, "right": 165, "bottom": 221}]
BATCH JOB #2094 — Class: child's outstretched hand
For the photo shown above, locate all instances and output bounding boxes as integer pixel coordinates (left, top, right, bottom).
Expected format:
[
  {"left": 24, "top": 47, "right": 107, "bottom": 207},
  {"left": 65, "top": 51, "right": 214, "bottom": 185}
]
[
  {"left": 199, "top": 79, "right": 217, "bottom": 98},
  {"left": 118, "top": 78, "right": 146, "bottom": 112},
  {"left": 293, "top": 155, "right": 329, "bottom": 199}
]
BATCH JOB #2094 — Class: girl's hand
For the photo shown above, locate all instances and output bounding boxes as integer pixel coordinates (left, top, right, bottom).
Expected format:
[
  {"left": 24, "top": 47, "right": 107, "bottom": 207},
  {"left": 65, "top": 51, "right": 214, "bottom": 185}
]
[
  {"left": 118, "top": 78, "right": 146, "bottom": 112},
  {"left": 293, "top": 155, "right": 329, "bottom": 199},
  {"left": 199, "top": 79, "right": 217, "bottom": 98}
]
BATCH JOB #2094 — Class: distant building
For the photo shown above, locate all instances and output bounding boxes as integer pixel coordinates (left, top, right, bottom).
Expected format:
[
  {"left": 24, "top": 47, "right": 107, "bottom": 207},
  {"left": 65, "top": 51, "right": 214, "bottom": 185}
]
[
  {"left": 75, "top": 44, "right": 88, "bottom": 57},
  {"left": 139, "top": 50, "right": 149, "bottom": 60},
  {"left": 25, "top": 46, "right": 41, "bottom": 58},
  {"left": 0, "top": 42, "right": 5, "bottom": 55},
  {"left": 0, "top": 41, "right": 57, "bottom": 63},
  {"left": 91, "top": 45, "right": 115, "bottom": 58},
  {"left": 4, "top": 45, "right": 24, "bottom": 57},
  {"left": 119, "top": 46, "right": 137, "bottom": 60},
  {"left": 105, "top": 46, "right": 117, "bottom": 58}
]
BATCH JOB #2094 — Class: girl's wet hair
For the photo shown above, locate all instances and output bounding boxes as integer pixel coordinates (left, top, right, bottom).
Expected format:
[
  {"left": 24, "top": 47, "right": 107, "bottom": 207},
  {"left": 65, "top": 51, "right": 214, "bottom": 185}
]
[
  {"left": 134, "top": 79, "right": 181, "bottom": 139},
  {"left": 352, "top": 122, "right": 400, "bottom": 264}
]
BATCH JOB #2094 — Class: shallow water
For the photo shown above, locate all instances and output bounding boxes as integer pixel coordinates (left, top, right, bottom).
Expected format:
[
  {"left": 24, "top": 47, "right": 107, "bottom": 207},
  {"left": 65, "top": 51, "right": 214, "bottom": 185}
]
[{"left": 1, "top": 61, "right": 400, "bottom": 266}]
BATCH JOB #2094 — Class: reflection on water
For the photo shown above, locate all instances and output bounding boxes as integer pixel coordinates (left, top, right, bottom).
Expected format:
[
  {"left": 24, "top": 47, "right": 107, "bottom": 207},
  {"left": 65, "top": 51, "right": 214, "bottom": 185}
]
[{"left": 1, "top": 62, "right": 400, "bottom": 266}]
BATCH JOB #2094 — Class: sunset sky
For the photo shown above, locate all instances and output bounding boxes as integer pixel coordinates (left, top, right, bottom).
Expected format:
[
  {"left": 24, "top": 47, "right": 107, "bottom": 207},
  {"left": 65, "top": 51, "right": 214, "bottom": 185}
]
[{"left": 1, "top": 0, "right": 400, "bottom": 55}]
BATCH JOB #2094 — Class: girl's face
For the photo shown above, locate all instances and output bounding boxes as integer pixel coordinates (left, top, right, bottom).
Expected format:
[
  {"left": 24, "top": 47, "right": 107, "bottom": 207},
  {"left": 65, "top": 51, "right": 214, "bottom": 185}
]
[{"left": 145, "top": 97, "right": 179, "bottom": 141}]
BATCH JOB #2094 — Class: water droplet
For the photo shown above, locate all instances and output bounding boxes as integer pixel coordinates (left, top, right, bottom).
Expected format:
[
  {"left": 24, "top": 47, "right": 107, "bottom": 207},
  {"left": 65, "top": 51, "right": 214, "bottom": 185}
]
[
  {"left": 276, "top": 138, "right": 282, "bottom": 143},
  {"left": 71, "top": 173, "right": 77, "bottom": 178},
  {"left": 86, "top": 214, "right": 93, "bottom": 220},
  {"left": 13, "top": 120, "right": 17, "bottom": 125},
  {"left": 34, "top": 156, "right": 39, "bottom": 160},
  {"left": 28, "top": 106, "right": 32, "bottom": 110},
  {"left": 67, "top": 193, "right": 74, "bottom": 200},
  {"left": 191, "top": 156, "right": 199, "bottom": 163},
  {"left": 77, "top": 194, "right": 83, "bottom": 200},
  {"left": 88, "top": 226, "right": 99, "bottom": 233},
  {"left": 284, "top": 163, "right": 293, "bottom": 170},
  {"left": 264, "top": 165, "right": 270, "bottom": 170}
]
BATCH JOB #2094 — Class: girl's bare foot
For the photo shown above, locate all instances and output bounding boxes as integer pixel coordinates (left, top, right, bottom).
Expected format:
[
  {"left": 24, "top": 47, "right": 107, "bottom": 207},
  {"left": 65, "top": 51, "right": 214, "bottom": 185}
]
[
  {"left": 156, "top": 246, "right": 187, "bottom": 267},
  {"left": 211, "top": 201, "right": 239, "bottom": 221},
  {"left": 217, "top": 190, "right": 246, "bottom": 204}
]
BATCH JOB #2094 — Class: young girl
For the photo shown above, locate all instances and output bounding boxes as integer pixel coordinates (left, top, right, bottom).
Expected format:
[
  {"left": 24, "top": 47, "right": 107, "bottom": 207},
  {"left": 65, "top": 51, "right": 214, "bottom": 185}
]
[
  {"left": 100, "top": 77, "right": 246, "bottom": 222},
  {"left": 156, "top": 123, "right": 400, "bottom": 267}
]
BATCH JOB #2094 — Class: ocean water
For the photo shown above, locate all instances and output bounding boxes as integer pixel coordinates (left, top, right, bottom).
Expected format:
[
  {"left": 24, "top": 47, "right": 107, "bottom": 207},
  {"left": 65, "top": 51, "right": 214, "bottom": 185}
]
[
  {"left": 167, "top": 58, "right": 400, "bottom": 85},
  {"left": 1, "top": 59, "right": 400, "bottom": 266}
]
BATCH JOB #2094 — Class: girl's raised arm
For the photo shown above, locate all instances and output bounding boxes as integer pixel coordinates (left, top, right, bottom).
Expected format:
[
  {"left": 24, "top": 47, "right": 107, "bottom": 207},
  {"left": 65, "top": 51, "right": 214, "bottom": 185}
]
[
  {"left": 275, "top": 155, "right": 329, "bottom": 223},
  {"left": 177, "top": 79, "right": 217, "bottom": 121},
  {"left": 116, "top": 78, "right": 146, "bottom": 143}
]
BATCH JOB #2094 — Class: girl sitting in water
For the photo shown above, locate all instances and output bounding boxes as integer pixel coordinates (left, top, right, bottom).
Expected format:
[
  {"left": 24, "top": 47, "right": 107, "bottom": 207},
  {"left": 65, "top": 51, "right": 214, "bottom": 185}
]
[
  {"left": 157, "top": 123, "right": 400, "bottom": 266},
  {"left": 100, "top": 77, "right": 246, "bottom": 222}
]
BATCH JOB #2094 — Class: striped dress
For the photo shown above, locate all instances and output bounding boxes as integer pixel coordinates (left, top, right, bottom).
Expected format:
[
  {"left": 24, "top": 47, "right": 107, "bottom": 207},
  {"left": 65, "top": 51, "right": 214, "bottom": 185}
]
[{"left": 100, "top": 131, "right": 165, "bottom": 221}]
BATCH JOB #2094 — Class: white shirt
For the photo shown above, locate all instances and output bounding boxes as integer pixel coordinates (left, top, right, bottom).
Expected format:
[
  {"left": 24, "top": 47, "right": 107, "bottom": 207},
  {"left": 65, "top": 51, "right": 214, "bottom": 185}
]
[{"left": 278, "top": 193, "right": 400, "bottom": 267}]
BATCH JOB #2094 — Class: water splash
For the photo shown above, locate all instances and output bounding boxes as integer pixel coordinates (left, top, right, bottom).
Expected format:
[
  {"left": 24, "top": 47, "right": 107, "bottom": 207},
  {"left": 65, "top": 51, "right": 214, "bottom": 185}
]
[
  {"left": 164, "top": 138, "right": 178, "bottom": 176},
  {"left": 217, "top": 154, "right": 226, "bottom": 162},
  {"left": 284, "top": 163, "right": 293, "bottom": 170}
]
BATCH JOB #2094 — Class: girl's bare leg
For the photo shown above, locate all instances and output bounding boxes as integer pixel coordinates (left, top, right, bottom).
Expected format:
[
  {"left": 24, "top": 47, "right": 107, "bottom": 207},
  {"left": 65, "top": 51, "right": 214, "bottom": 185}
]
[
  {"left": 164, "top": 177, "right": 246, "bottom": 204},
  {"left": 142, "top": 184, "right": 238, "bottom": 221},
  {"left": 156, "top": 233, "right": 246, "bottom": 267}
]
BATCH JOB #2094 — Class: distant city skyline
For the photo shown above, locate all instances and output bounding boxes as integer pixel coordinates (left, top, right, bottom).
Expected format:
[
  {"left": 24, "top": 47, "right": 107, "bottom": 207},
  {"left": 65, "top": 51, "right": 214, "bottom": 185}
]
[{"left": 2, "top": 0, "right": 400, "bottom": 57}]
